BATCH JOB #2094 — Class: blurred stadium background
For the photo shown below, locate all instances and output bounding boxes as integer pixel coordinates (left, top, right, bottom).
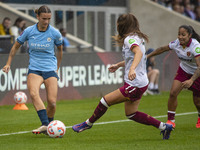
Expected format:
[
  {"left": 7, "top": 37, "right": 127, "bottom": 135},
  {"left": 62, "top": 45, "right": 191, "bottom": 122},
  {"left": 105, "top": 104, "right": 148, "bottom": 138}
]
[{"left": 0, "top": 0, "right": 200, "bottom": 105}]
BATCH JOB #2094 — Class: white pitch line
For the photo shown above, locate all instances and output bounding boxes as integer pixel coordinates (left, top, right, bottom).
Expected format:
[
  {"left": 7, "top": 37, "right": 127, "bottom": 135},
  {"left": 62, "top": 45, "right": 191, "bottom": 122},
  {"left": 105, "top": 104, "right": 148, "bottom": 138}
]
[
  {"left": 0, "top": 111, "right": 197, "bottom": 137},
  {"left": 93, "top": 111, "right": 197, "bottom": 125}
]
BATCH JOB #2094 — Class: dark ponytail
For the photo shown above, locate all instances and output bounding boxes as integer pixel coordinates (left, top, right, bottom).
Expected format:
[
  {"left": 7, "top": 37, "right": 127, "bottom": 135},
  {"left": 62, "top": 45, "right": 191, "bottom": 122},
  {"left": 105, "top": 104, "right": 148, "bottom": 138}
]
[
  {"left": 179, "top": 25, "right": 200, "bottom": 43},
  {"left": 189, "top": 26, "right": 200, "bottom": 43},
  {"left": 35, "top": 5, "right": 51, "bottom": 16}
]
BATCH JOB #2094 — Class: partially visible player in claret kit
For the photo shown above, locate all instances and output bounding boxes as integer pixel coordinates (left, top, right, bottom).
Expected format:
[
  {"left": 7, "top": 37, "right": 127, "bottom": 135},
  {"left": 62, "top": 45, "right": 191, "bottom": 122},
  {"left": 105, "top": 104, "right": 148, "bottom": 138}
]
[
  {"left": 147, "top": 25, "right": 200, "bottom": 129},
  {"left": 72, "top": 13, "right": 173, "bottom": 140},
  {"left": 2, "top": 5, "right": 63, "bottom": 135}
]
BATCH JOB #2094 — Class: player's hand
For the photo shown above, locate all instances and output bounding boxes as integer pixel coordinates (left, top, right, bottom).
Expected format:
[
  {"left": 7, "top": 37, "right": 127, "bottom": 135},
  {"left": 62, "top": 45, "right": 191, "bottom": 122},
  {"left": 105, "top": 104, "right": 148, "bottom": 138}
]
[
  {"left": 2, "top": 65, "right": 10, "bottom": 73},
  {"left": 182, "top": 79, "right": 193, "bottom": 88},
  {"left": 128, "top": 69, "right": 136, "bottom": 81},
  {"left": 108, "top": 64, "right": 119, "bottom": 73}
]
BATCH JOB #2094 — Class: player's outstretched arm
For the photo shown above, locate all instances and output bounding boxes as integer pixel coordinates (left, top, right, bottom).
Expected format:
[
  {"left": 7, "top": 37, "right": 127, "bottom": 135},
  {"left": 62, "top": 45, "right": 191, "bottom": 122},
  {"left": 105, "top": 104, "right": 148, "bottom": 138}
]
[
  {"left": 2, "top": 41, "right": 21, "bottom": 73},
  {"left": 108, "top": 61, "right": 125, "bottom": 73},
  {"left": 147, "top": 45, "right": 170, "bottom": 59}
]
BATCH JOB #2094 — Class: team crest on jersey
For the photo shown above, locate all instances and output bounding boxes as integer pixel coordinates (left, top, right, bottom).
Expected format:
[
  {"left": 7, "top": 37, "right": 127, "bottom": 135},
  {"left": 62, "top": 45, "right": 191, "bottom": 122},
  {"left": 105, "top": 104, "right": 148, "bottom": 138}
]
[
  {"left": 47, "top": 37, "right": 51, "bottom": 42},
  {"left": 195, "top": 47, "right": 200, "bottom": 53},
  {"left": 129, "top": 39, "right": 135, "bottom": 44},
  {"left": 187, "top": 52, "right": 191, "bottom": 57}
]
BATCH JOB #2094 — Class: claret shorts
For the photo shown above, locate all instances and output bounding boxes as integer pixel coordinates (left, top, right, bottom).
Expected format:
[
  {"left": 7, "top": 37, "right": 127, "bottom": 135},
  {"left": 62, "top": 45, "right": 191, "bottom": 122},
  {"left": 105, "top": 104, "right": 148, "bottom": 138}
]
[
  {"left": 119, "top": 82, "right": 148, "bottom": 101},
  {"left": 175, "top": 66, "right": 200, "bottom": 97}
]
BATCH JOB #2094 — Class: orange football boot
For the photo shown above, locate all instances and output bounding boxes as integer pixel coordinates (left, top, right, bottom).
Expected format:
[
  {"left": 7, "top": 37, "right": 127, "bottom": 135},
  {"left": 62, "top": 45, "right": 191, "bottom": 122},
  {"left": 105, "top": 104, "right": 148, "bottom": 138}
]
[
  {"left": 196, "top": 117, "right": 200, "bottom": 128},
  {"left": 166, "top": 120, "right": 176, "bottom": 128}
]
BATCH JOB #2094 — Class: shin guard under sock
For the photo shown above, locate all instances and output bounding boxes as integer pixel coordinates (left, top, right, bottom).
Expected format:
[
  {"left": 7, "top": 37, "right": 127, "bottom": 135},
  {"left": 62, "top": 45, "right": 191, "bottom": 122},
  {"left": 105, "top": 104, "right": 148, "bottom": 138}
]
[
  {"left": 168, "top": 111, "right": 175, "bottom": 122},
  {"left": 89, "top": 97, "right": 108, "bottom": 123},
  {"left": 127, "top": 111, "right": 160, "bottom": 128},
  {"left": 37, "top": 109, "right": 49, "bottom": 126}
]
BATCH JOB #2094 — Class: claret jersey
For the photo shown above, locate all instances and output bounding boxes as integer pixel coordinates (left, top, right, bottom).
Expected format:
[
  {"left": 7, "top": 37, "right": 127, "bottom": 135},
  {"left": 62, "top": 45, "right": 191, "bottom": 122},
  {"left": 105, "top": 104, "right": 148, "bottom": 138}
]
[
  {"left": 122, "top": 34, "right": 149, "bottom": 88},
  {"left": 17, "top": 24, "right": 63, "bottom": 71},
  {"left": 169, "top": 38, "right": 200, "bottom": 74}
]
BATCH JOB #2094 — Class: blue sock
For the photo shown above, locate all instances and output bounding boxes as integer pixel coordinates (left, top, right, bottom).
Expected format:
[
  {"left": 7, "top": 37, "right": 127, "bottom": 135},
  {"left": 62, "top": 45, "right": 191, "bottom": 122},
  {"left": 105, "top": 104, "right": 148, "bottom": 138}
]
[
  {"left": 48, "top": 117, "right": 54, "bottom": 123},
  {"left": 37, "top": 109, "right": 49, "bottom": 126}
]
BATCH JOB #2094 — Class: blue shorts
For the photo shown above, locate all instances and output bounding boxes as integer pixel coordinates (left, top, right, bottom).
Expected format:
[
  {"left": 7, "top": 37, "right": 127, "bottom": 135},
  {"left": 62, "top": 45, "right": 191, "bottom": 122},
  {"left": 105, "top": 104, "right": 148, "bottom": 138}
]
[{"left": 28, "top": 69, "right": 59, "bottom": 80}]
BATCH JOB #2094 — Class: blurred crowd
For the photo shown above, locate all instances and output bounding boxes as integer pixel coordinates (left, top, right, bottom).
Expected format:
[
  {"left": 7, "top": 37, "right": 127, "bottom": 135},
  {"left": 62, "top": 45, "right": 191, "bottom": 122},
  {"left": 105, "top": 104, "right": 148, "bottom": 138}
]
[
  {"left": 0, "top": 17, "right": 26, "bottom": 38},
  {"left": 0, "top": 17, "right": 70, "bottom": 53},
  {"left": 151, "top": 0, "right": 200, "bottom": 22},
  {"left": 0, "top": 17, "right": 27, "bottom": 53}
]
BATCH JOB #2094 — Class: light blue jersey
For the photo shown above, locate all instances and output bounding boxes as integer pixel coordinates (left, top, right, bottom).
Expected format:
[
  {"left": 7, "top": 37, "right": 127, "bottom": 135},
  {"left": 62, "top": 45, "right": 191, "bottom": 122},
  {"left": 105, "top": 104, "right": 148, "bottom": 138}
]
[{"left": 17, "top": 24, "right": 62, "bottom": 71}]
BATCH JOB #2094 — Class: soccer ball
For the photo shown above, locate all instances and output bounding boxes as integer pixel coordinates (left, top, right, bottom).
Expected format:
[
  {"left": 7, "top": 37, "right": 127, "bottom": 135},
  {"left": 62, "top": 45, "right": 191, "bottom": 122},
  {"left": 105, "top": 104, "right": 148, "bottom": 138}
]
[
  {"left": 47, "top": 120, "right": 66, "bottom": 138},
  {"left": 14, "top": 91, "right": 27, "bottom": 104}
]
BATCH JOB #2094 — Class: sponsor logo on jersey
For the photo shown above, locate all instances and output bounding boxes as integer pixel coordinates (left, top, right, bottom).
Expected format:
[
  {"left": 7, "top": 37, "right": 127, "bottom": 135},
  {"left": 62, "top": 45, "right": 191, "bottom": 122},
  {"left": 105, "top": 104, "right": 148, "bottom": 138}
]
[
  {"left": 195, "top": 47, "right": 200, "bottom": 53},
  {"left": 30, "top": 43, "right": 50, "bottom": 48},
  {"left": 129, "top": 39, "right": 135, "bottom": 44}
]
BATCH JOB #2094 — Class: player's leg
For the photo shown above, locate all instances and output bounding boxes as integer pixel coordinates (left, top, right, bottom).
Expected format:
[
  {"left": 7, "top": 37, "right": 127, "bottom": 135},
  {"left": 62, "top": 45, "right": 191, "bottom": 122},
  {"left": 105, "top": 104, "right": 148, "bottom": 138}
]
[
  {"left": 27, "top": 73, "right": 49, "bottom": 134},
  {"left": 190, "top": 77, "right": 200, "bottom": 128},
  {"left": 147, "top": 70, "right": 155, "bottom": 95},
  {"left": 193, "top": 95, "right": 200, "bottom": 128},
  {"left": 44, "top": 77, "right": 58, "bottom": 123},
  {"left": 153, "top": 69, "right": 160, "bottom": 94},
  {"left": 125, "top": 100, "right": 173, "bottom": 140},
  {"left": 167, "top": 79, "right": 183, "bottom": 128},
  {"left": 72, "top": 89, "right": 127, "bottom": 133}
]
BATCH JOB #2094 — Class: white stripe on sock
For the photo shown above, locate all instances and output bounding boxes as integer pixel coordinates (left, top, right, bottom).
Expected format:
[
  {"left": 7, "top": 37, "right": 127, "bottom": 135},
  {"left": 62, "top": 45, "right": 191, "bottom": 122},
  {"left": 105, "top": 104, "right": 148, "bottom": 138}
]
[
  {"left": 100, "top": 97, "right": 109, "bottom": 108},
  {"left": 127, "top": 113, "right": 136, "bottom": 119},
  {"left": 168, "top": 111, "right": 175, "bottom": 114}
]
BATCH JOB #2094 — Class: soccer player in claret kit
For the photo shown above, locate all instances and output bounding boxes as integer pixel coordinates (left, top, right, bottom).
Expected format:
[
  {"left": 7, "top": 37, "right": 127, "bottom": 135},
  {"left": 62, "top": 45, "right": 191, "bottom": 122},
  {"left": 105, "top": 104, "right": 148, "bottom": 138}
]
[
  {"left": 72, "top": 13, "right": 173, "bottom": 140},
  {"left": 2, "top": 5, "right": 63, "bottom": 134},
  {"left": 147, "top": 25, "right": 200, "bottom": 129}
]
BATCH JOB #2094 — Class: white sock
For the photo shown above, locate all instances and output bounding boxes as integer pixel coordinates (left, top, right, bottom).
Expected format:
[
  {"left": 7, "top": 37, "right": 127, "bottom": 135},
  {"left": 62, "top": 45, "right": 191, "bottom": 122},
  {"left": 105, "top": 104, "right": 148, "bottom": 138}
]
[
  {"left": 154, "top": 84, "right": 158, "bottom": 89},
  {"left": 149, "top": 83, "right": 154, "bottom": 89},
  {"left": 86, "top": 119, "right": 93, "bottom": 126},
  {"left": 159, "top": 122, "right": 166, "bottom": 131}
]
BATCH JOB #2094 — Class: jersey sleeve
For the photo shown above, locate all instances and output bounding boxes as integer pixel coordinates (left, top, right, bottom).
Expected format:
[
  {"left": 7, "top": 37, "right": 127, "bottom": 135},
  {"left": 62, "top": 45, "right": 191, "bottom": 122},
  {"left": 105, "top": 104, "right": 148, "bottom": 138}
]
[
  {"left": 192, "top": 44, "right": 200, "bottom": 57},
  {"left": 54, "top": 30, "right": 63, "bottom": 46},
  {"left": 124, "top": 36, "right": 140, "bottom": 50},
  {"left": 17, "top": 27, "right": 29, "bottom": 44},
  {"left": 168, "top": 39, "right": 178, "bottom": 50}
]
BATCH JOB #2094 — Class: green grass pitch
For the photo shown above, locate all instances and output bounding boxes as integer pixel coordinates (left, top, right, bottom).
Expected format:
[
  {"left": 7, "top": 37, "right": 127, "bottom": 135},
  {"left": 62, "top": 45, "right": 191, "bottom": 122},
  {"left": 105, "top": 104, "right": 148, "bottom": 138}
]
[{"left": 0, "top": 90, "right": 199, "bottom": 150}]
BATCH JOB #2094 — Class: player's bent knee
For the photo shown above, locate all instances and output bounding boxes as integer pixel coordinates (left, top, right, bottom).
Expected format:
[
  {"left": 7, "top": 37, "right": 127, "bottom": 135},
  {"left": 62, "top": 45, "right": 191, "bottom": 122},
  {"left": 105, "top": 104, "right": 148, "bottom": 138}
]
[
  {"left": 29, "top": 91, "right": 39, "bottom": 100},
  {"left": 169, "top": 91, "right": 178, "bottom": 98},
  {"left": 155, "top": 69, "right": 160, "bottom": 74},
  {"left": 48, "top": 101, "right": 56, "bottom": 108}
]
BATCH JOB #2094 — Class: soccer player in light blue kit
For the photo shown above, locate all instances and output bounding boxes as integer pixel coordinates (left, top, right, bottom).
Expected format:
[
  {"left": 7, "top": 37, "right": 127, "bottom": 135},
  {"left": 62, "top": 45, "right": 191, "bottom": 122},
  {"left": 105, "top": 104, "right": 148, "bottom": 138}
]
[{"left": 2, "top": 5, "right": 63, "bottom": 134}]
